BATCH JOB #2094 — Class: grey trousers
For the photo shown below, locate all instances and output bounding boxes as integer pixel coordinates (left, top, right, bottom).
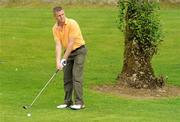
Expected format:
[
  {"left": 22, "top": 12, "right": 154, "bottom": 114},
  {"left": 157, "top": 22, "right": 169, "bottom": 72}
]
[{"left": 63, "top": 46, "right": 87, "bottom": 105}]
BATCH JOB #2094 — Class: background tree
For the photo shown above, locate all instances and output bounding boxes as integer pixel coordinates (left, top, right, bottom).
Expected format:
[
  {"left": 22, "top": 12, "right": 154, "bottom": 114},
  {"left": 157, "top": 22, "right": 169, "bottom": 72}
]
[{"left": 117, "top": 0, "right": 165, "bottom": 89}]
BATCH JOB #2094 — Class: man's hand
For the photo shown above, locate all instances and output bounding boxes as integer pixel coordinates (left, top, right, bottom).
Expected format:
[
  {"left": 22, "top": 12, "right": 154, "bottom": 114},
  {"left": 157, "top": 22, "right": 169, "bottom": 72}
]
[
  {"left": 56, "top": 59, "right": 67, "bottom": 70},
  {"left": 56, "top": 62, "right": 61, "bottom": 70},
  {"left": 60, "top": 59, "right": 67, "bottom": 67}
]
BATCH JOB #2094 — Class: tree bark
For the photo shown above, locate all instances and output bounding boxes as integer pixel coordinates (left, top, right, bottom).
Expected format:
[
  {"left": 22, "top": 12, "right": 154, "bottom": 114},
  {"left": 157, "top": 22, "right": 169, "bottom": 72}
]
[{"left": 117, "top": 37, "right": 165, "bottom": 89}]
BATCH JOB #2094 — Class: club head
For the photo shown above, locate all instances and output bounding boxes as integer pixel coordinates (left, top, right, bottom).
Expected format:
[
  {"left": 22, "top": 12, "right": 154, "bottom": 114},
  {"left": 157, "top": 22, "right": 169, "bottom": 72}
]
[{"left": 23, "top": 105, "right": 29, "bottom": 110}]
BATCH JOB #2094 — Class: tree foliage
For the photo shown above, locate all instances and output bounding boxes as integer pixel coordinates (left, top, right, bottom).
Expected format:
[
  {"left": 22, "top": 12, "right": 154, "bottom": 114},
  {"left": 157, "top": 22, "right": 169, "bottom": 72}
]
[{"left": 118, "top": 0, "right": 163, "bottom": 58}]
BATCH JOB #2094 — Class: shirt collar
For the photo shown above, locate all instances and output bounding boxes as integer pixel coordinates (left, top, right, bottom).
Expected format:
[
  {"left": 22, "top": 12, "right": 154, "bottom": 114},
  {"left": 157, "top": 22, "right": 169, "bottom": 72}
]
[
  {"left": 65, "top": 18, "right": 68, "bottom": 25},
  {"left": 56, "top": 18, "right": 68, "bottom": 27}
]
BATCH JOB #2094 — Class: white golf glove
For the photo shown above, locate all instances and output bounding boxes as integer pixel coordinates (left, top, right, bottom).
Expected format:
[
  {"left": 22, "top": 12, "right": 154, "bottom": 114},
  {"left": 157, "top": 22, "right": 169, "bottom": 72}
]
[{"left": 60, "top": 59, "right": 67, "bottom": 67}]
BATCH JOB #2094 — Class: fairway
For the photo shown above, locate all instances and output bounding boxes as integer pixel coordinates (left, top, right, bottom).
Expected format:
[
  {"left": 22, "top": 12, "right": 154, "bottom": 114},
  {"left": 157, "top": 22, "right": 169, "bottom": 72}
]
[{"left": 0, "top": 6, "right": 180, "bottom": 122}]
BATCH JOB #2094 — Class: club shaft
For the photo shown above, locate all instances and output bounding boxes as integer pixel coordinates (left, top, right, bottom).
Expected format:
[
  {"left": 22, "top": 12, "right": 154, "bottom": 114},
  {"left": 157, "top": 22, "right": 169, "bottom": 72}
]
[{"left": 29, "top": 69, "right": 59, "bottom": 107}]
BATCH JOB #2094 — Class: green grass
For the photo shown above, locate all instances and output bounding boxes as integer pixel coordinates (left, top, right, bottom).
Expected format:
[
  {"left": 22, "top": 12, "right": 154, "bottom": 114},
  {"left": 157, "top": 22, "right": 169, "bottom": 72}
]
[{"left": 0, "top": 6, "right": 180, "bottom": 122}]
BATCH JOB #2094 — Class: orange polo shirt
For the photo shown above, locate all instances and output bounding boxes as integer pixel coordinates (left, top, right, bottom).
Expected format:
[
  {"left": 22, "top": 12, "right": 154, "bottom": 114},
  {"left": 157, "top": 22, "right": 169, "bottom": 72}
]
[{"left": 52, "top": 18, "right": 85, "bottom": 51}]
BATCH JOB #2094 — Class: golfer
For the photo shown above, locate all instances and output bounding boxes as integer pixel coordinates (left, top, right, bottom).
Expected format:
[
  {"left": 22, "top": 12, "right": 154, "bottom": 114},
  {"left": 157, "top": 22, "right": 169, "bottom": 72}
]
[{"left": 52, "top": 6, "right": 87, "bottom": 110}]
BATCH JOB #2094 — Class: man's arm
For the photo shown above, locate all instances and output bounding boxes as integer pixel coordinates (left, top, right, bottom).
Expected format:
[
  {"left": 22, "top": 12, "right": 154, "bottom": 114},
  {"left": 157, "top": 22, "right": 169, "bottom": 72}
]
[
  {"left": 63, "top": 38, "right": 75, "bottom": 60},
  {"left": 55, "top": 40, "right": 62, "bottom": 69}
]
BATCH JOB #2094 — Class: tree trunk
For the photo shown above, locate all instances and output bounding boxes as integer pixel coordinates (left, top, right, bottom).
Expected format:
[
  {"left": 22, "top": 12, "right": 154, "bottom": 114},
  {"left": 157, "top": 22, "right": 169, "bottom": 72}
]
[{"left": 117, "top": 38, "right": 164, "bottom": 89}]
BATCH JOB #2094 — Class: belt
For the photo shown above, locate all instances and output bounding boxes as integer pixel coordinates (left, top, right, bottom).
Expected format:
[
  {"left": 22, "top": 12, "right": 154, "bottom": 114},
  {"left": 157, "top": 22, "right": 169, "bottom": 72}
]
[{"left": 71, "top": 45, "right": 85, "bottom": 53}]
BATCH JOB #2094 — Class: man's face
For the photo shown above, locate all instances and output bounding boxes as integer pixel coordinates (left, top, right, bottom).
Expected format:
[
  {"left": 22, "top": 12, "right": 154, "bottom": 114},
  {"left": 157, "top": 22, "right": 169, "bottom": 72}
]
[{"left": 54, "top": 10, "right": 65, "bottom": 23}]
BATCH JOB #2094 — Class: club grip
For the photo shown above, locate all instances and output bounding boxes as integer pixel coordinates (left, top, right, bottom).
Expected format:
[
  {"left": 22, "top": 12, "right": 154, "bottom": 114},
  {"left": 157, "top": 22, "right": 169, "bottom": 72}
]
[{"left": 55, "top": 69, "right": 59, "bottom": 73}]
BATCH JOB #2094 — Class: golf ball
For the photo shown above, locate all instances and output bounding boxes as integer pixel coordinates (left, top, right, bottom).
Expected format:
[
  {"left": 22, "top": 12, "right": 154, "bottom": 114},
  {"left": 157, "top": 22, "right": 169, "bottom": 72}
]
[{"left": 27, "top": 113, "right": 31, "bottom": 117}]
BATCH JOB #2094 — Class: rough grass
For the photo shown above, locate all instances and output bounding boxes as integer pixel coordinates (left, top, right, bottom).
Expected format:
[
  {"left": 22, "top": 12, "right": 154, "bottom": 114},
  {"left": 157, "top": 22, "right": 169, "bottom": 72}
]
[
  {"left": 0, "top": 0, "right": 119, "bottom": 7},
  {"left": 0, "top": 6, "right": 180, "bottom": 122},
  {"left": 1, "top": 0, "right": 180, "bottom": 8}
]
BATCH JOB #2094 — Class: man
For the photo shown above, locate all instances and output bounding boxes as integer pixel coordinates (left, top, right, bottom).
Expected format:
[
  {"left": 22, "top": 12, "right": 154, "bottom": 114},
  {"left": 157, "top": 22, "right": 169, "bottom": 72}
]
[{"left": 52, "top": 6, "right": 87, "bottom": 110}]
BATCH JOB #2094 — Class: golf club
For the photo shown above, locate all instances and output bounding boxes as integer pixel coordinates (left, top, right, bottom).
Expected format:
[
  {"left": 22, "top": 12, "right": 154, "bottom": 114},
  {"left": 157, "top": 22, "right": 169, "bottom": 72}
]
[{"left": 23, "top": 69, "right": 59, "bottom": 110}]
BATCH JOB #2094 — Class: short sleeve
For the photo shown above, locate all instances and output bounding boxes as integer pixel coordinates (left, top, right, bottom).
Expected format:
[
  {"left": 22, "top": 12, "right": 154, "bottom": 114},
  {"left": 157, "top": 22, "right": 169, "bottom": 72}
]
[
  {"left": 52, "top": 27, "right": 59, "bottom": 42},
  {"left": 69, "top": 20, "right": 80, "bottom": 39}
]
